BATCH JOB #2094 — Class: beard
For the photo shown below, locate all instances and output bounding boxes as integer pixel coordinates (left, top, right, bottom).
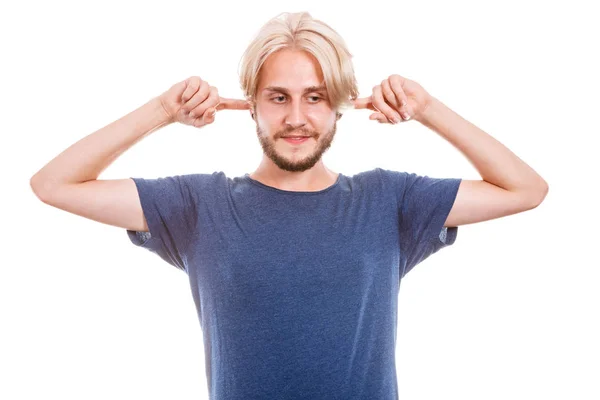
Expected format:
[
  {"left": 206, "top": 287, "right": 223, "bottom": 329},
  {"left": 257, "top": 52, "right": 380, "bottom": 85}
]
[{"left": 255, "top": 119, "right": 338, "bottom": 173}]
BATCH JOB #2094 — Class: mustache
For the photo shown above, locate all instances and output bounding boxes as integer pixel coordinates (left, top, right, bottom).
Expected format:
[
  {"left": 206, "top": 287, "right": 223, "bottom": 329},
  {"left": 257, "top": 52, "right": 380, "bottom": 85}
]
[{"left": 277, "top": 127, "right": 317, "bottom": 138}]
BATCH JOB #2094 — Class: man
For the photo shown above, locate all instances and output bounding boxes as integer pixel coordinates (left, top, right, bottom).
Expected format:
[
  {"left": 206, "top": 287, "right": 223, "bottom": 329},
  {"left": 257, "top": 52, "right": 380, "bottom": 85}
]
[{"left": 30, "top": 11, "right": 548, "bottom": 400}]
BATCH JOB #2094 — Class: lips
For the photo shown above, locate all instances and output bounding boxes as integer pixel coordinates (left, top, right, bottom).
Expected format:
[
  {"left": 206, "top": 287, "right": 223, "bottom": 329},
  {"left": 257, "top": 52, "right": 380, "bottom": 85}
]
[{"left": 283, "top": 136, "right": 310, "bottom": 144}]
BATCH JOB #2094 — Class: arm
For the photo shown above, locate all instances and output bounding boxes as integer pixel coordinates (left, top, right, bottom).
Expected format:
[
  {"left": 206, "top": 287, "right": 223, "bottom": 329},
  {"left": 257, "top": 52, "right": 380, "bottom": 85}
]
[
  {"left": 30, "top": 97, "right": 171, "bottom": 195},
  {"left": 417, "top": 96, "right": 548, "bottom": 197},
  {"left": 30, "top": 76, "right": 243, "bottom": 233},
  {"left": 415, "top": 97, "right": 549, "bottom": 227},
  {"left": 353, "top": 74, "right": 549, "bottom": 228},
  {"left": 29, "top": 97, "right": 172, "bottom": 232}
]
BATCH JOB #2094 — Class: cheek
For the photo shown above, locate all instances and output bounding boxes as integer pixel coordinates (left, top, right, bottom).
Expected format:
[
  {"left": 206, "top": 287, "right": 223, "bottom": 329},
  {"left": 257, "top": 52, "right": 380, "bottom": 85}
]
[
  {"left": 255, "top": 104, "right": 276, "bottom": 124},
  {"left": 255, "top": 116, "right": 277, "bottom": 137},
  {"left": 315, "top": 112, "right": 337, "bottom": 130},
  {"left": 255, "top": 114, "right": 274, "bottom": 132}
]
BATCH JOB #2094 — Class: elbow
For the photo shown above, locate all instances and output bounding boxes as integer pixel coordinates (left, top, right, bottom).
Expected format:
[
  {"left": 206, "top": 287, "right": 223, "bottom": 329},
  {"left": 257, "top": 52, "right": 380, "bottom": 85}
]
[
  {"left": 30, "top": 175, "right": 51, "bottom": 203},
  {"left": 528, "top": 181, "right": 549, "bottom": 209}
]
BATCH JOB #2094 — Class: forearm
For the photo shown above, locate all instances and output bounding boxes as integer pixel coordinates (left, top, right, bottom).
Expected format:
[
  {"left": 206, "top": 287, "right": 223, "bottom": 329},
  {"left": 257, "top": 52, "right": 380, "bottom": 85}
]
[
  {"left": 31, "top": 97, "right": 172, "bottom": 194},
  {"left": 416, "top": 96, "right": 548, "bottom": 195}
]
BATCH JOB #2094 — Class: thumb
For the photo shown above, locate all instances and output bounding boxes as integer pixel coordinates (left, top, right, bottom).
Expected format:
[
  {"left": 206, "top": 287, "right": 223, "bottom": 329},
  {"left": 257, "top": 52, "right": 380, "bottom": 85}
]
[
  {"left": 369, "top": 112, "right": 389, "bottom": 123},
  {"left": 203, "top": 107, "right": 217, "bottom": 124}
]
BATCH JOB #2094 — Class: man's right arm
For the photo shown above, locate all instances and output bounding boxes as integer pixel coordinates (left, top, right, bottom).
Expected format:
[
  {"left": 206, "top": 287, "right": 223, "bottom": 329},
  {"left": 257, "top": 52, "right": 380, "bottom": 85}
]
[
  {"left": 30, "top": 76, "right": 242, "bottom": 233},
  {"left": 33, "top": 178, "right": 150, "bottom": 232},
  {"left": 30, "top": 97, "right": 172, "bottom": 232}
]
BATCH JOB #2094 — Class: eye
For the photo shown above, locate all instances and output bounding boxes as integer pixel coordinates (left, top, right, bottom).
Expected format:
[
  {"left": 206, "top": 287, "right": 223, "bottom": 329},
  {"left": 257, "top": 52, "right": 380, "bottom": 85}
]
[{"left": 270, "top": 95, "right": 323, "bottom": 103}]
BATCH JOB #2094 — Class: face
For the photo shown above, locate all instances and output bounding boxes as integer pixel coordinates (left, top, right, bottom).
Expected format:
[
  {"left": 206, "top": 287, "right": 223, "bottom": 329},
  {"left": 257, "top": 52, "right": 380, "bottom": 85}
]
[{"left": 252, "top": 49, "right": 338, "bottom": 173}]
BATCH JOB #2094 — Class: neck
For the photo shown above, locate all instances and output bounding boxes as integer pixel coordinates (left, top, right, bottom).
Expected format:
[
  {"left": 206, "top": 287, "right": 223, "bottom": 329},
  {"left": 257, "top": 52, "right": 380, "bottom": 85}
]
[{"left": 250, "top": 161, "right": 338, "bottom": 192}]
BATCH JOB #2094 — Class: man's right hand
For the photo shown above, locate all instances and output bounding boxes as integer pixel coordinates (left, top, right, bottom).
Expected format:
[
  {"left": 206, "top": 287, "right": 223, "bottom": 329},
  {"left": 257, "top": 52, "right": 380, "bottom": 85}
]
[{"left": 158, "top": 76, "right": 251, "bottom": 128}]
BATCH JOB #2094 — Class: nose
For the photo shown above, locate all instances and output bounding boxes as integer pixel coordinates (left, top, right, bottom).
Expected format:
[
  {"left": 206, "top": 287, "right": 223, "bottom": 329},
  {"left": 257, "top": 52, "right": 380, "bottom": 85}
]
[{"left": 285, "top": 99, "right": 307, "bottom": 129}]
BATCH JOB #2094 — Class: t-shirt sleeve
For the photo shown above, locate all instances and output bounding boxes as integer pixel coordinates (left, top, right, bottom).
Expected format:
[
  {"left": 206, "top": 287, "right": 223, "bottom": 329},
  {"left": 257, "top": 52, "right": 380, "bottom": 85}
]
[
  {"left": 392, "top": 170, "right": 462, "bottom": 278},
  {"left": 126, "top": 174, "right": 197, "bottom": 272}
]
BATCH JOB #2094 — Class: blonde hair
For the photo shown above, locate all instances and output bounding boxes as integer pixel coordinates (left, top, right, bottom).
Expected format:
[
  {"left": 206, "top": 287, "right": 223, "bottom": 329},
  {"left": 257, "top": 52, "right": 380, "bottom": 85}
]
[{"left": 238, "top": 11, "right": 359, "bottom": 116}]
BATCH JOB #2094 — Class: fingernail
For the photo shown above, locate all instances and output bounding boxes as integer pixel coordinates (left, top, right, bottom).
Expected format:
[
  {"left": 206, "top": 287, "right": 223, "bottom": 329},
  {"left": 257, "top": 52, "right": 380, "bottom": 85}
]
[
  {"left": 403, "top": 112, "right": 410, "bottom": 120},
  {"left": 392, "top": 116, "right": 401, "bottom": 124}
]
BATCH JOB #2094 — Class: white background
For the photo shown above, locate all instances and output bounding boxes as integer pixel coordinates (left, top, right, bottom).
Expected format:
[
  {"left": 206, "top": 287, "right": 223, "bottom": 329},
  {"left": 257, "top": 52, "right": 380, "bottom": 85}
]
[{"left": 2, "top": 0, "right": 598, "bottom": 399}]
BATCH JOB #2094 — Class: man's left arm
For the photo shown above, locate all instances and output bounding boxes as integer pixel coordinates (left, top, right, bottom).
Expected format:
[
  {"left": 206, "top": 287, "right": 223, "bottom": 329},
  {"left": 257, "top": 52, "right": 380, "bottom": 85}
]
[
  {"left": 353, "top": 74, "right": 549, "bottom": 228},
  {"left": 415, "top": 95, "right": 549, "bottom": 227}
]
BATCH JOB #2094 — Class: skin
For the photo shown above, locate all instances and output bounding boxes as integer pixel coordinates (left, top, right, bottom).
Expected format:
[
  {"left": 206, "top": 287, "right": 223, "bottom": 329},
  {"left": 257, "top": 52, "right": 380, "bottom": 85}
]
[
  {"left": 30, "top": 49, "right": 548, "bottom": 231},
  {"left": 248, "top": 49, "right": 341, "bottom": 192},
  {"left": 166, "top": 49, "right": 549, "bottom": 223}
]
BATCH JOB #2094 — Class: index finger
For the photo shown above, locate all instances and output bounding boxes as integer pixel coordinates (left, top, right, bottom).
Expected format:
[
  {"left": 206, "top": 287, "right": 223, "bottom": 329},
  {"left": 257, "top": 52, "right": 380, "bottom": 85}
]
[
  {"left": 352, "top": 96, "right": 374, "bottom": 110},
  {"left": 216, "top": 97, "right": 251, "bottom": 111}
]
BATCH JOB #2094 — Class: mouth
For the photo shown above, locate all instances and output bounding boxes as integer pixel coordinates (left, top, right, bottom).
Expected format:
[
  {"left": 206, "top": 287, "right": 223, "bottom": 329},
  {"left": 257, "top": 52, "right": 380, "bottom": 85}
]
[{"left": 282, "top": 136, "right": 311, "bottom": 144}]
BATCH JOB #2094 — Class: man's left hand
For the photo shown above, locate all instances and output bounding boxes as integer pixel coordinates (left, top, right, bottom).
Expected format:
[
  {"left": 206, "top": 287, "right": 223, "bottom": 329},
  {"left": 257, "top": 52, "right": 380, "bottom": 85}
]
[{"left": 352, "top": 74, "right": 432, "bottom": 124}]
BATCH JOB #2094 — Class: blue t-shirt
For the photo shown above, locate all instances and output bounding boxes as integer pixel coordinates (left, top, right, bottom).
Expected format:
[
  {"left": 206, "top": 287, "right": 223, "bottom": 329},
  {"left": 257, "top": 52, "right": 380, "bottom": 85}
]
[{"left": 126, "top": 168, "right": 461, "bottom": 400}]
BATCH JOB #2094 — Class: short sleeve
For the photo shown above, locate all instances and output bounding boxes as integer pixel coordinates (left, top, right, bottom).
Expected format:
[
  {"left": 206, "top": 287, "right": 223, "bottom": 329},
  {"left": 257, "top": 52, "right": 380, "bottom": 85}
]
[
  {"left": 395, "top": 171, "right": 462, "bottom": 278},
  {"left": 126, "top": 174, "right": 197, "bottom": 272}
]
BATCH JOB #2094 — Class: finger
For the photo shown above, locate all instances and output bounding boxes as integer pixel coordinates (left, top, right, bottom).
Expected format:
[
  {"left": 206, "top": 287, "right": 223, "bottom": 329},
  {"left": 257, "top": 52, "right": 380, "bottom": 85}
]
[
  {"left": 192, "top": 113, "right": 205, "bottom": 128},
  {"left": 190, "top": 107, "right": 215, "bottom": 128},
  {"left": 352, "top": 96, "right": 375, "bottom": 110},
  {"left": 217, "top": 97, "right": 251, "bottom": 110},
  {"left": 369, "top": 112, "right": 389, "bottom": 123},
  {"left": 202, "top": 107, "right": 217, "bottom": 124},
  {"left": 352, "top": 96, "right": 378, "bottom": 112},
  {"left": 183, "top": 82, "right": 211, "bottom": 115},
  {"left": 389, "top": 76, "right": 411, "bottom": 120},
  {"left": 372, "top": 85, "right": 402, "bottom": 124},
  {"left": 190, "top": 87, "right": 219, "bottom": 119},
  {"left": 181, "top": 76, "right": 203, "bottom": 103},
  {"left": 381, "top": 79, "right": 400, "bottom": 109}
]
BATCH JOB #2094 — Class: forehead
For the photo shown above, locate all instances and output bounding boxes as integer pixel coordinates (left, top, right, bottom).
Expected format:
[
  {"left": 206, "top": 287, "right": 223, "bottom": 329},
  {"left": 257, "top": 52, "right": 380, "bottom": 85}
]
[{"left": 257, "top": 49, "right": 325, "bottom": 93}]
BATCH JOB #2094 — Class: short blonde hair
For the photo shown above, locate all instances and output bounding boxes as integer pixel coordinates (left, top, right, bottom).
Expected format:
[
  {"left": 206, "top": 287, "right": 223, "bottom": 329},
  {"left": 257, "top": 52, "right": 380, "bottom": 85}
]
[{"left": 238, "top": 11, "right": 359, "bottom": 116}]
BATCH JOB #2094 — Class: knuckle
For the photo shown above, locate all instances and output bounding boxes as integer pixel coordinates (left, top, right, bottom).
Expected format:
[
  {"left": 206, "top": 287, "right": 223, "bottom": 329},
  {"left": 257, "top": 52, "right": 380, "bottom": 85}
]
[
  {"left": 185, "top": 79, "right": 199, "bottom": 94},
  {"left": 190, "top": 76, "right": 202, "bottom": 86},
  {"left": 194, "top": 105, "right": 207, "bottom": 116}
]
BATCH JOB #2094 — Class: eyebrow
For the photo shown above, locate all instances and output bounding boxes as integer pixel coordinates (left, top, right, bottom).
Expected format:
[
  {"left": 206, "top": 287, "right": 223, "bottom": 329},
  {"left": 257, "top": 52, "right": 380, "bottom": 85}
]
[{"left": 263, "top": 85, "right": 327, "bottom": 94}]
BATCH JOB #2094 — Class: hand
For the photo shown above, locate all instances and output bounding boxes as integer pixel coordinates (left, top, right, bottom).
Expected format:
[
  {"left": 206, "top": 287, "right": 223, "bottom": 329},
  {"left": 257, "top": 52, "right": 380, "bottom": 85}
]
[
  {"left": 352, "top": 74, "right": 432, "bottom": 124},
  {"left": 158, "top": 76, "right": 250, "bottom": 128}
]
